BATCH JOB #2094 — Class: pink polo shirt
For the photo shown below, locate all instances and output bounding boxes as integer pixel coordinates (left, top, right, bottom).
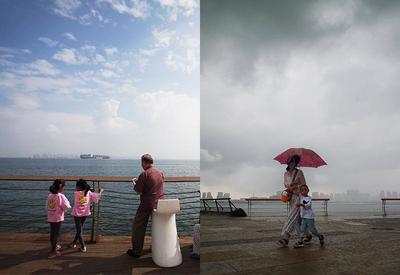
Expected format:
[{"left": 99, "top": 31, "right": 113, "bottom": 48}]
[
  {"left": 71, "top": 190, "right": 101, "bottom": 217},
  {"left": 46, "top": 193, "right": 71, "bottom": 223}
]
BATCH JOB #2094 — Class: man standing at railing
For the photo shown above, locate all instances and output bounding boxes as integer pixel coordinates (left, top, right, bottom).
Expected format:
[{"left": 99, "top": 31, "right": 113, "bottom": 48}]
[{"left": 127, "top": 154, "right": 165, "bottom": 258}]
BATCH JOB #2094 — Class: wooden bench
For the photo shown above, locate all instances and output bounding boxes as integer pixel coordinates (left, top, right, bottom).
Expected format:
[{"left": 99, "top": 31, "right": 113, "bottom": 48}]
[{"left": 381, "top": 198, "right": 400, "bottom": 216}]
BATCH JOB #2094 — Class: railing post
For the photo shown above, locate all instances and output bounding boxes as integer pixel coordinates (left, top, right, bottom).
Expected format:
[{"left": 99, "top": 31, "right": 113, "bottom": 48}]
[
  {"left": 382, "top": 199, "right": 386, "bottom": 216},
  {"left": 95, "top": 181, "right": 101, "bottom": 242},
  {"left": 90, "top": 181, "right": 96, "bottom": 243},
  {"left": 325, "top": 200, "right": 328, "bottom": 216},
  {"left": 228, "top": 198, "right": 233, "bottom": 213}
]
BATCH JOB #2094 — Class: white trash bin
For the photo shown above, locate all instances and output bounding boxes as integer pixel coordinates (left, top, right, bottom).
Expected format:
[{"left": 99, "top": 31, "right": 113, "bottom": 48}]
[{"left": 152, "top": 199, "right": 182, "bottom": 267}]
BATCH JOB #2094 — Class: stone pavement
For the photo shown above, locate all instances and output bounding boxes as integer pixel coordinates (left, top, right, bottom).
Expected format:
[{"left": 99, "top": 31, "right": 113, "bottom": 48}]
[{"left": 201, "top": 214, "right": 400, "bottom": 275}]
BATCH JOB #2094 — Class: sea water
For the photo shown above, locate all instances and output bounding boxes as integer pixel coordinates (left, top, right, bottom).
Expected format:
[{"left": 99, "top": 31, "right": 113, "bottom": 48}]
[{"left": 0, "top": 158, "right": 199, "bottom": 236}]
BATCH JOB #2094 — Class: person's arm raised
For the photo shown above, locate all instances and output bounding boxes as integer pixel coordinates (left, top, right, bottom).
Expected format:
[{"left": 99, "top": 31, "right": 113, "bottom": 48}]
[{"left": 133, "top": 174, "right": 144, "bottom": 195}]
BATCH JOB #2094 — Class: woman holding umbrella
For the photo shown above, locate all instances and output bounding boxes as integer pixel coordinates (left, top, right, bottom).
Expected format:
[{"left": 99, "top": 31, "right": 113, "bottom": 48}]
[
  {"left": 275, "top": 148, "right": 327, "bottom": 247},
  {"left": 277, "top": 155, "right": 311, "bottom": 246}
]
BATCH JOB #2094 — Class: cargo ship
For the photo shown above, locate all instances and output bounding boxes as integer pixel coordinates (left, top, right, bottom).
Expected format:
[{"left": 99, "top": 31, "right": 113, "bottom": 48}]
[{"left": 80, "top": 154, "right": 110, "bottom": 159}]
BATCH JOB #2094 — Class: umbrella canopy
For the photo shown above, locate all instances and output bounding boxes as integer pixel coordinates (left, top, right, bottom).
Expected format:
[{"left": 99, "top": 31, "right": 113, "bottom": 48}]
[{"left": 273, "top": 148, "right": 327, "bottom": 168}]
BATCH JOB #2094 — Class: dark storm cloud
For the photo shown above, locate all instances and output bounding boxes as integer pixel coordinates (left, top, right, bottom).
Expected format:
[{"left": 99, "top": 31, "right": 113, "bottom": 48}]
[{"left": 201, "top": 0, "right": 400, "bottom": 198}]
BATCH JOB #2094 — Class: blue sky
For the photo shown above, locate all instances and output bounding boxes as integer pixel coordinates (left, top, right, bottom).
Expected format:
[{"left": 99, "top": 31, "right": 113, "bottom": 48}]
[{"left": 0, "top": 0, "right": 199, "bottom": 159}]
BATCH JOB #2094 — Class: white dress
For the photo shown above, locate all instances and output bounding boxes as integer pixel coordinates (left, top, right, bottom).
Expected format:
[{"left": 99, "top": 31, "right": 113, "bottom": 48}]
[{"left": 281, "top": 169, "right": 306, "bottom": 237}]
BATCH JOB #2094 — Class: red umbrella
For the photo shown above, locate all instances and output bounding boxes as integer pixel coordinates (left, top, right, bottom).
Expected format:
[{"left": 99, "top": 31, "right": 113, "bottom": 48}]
[{"left": 273, "top": 148, "right": 327, "bottom": 168}]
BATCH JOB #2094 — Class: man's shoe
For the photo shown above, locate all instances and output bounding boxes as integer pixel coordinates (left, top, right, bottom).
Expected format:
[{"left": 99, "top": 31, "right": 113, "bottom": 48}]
[{"left": 126, "top": 249, "right": 141, "bottom": 258}]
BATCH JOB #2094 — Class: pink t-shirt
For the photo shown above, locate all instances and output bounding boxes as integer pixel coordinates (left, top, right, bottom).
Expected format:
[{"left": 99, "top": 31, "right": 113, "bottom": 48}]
[
  {"left": 46, "top": 193, "right": 71, "bottom": 223},
  {"left": 71, "top": 190, "right": 101, "bottom": 217}
]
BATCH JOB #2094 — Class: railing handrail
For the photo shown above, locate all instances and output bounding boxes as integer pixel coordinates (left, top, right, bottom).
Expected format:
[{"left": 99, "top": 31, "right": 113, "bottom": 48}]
[
  {"left": 201, "top": 198, "right": 231, "bottom": 201},
  {"left": 381, "top": 198, "right": 400, "bottom": 201},
  {"left": 0, "top": 175, "right": 199, "bottom": 183},
  {"left": 244, "top": 197, "right": 330, "bottom": 201}
]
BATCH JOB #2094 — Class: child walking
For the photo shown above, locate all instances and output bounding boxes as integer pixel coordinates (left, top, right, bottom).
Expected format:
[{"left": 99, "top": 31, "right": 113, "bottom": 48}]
[
  {"left": 294, "top": 184, "right": 324, "bottom": 248},
  {"left": 70, "top": 179, "right": 104, "bottom": 252},
  {"left": 46, "top": 179, "right": 71, "bottom": 258}
]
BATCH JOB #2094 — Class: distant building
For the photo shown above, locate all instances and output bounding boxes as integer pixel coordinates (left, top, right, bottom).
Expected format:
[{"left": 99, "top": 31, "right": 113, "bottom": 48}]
[
  {"left": 206, "top": 192, "right": 213, "bottom": 199},
  {"left": 223, "top": 193, "right": 230, "bottom": 198},
  {"left": 393, "top": 192, "right": 398, "bottom": 198},
  {"left": 217, "top": 192, "right": 224, "bottom": 198},
  {"left": 312, "top": 192, "right": 319, "bottom": 198},
  {"left": 202, "top": 192, "right": 206, "bottom": 199},
  {"left": 380, "top": 190, "right": 385, "bottom": 198}
]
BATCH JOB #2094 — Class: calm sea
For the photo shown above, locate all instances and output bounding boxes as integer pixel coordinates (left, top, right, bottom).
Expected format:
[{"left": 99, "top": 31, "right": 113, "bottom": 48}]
[{"left": 0, "top": 158, "right": 199, "bottom": 236}]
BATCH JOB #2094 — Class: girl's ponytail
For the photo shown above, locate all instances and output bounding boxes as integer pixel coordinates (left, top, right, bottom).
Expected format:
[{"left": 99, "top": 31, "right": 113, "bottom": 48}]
[
  {"left": 49, "top": 179, "right": 65, "bottom": 194},
  {"left": 76, "top": 178, "right": 92, "bottom": 196},
  {"left": 84, "top": 183, "right": 91, "bottom": 196}
]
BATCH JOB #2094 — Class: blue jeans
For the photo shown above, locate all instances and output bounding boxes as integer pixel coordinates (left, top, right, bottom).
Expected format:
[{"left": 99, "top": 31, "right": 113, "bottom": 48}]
[{"left": 299, "top": 218, "right": 319, "bottom": 238}]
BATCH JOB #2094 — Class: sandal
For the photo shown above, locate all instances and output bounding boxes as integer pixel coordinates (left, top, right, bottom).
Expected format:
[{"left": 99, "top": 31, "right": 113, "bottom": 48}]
[
  {"left": 293, "top": 241, "right": 304, "bottom": 248},
  {"left": 277, "top": 238, "right": 289, "bottom": 247},
  {"left": 319, "top": 234, "right": 324, "bottom": 246},
  {"left": 304, "top": 234, "right": 312, "bottom": 244}
]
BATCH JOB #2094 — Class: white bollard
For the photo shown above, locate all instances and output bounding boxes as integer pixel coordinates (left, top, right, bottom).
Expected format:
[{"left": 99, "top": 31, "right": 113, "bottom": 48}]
[{"left": 152, "top": 199, "right": 182, "bottom": 267}]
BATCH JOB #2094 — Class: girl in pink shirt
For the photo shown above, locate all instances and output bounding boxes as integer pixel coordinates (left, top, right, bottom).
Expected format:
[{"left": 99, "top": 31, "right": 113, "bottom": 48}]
[
  {"left": 46, "top": 179, "right": 71, "bottom": 258},
  {"left": 70, "top": 179, "right": 104, "bottom": 252}
]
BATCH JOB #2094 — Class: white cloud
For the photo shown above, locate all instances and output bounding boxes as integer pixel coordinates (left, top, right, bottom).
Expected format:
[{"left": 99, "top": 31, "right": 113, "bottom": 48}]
[
  {"left": 99, "top": 69, "right": 116, "bottom": 78},
  {"left": 164, "top": 36, "right": 199, "bottom": 73},
  {"left": 139, "top": 48, "right": 158, "bottom": 57},
  {"left": 53, "top": 48, "right": 79, "bottom": 64},
  {"left": 27, "top": 59, "right": 60, "bottom": 76},
  {"left": 38, "top": 37, "right": 59, "bottom": 47},
  {"left": 64, "top": 32, "right": 77, "bottom": 41},
  {"left": 158, "top": 0, "right": 198, "bottom": 21},
  {"left": 152, "top": 28, "right": 175, "bottom": 47},
  {"left": 53, "top": 0, "right": 81, "bottom": 19},
  {"left": 0, "top": 47, "right": 31, "bottom": 55},
  {"left": 0, "top": 72, "right": 84, "bottom": 94},
  {"left": 99, "top": 0, "right": 151, "bottom": 18},
  {"left": 81, "top": 44, "right": 96, "bottom": 53},
  {"left": 134, "top": 90, "right": 199, "bottom": 159},
  {"left": 53, "top": 48, "right": 89, "bottom": 65},
  {"left": 95, "top": 53, "right": 106, "bottom": 63},
  {"left": 11, "top": 94, "right": 40, "bottom": 110},
  {"left": 0, "top": 59, "right": 60, "bottom": 76},
  {"left": 104, "top": 47, "right": 118, "bottom": 56},
  {"left": 134, "top": 48, "right": 159, "bottom": 72}
]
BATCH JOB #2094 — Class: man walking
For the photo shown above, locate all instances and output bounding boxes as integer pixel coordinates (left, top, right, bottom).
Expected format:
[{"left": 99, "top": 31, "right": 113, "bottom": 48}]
[{"left": 127, "top": 154, "right": 165, "bottom": 258}]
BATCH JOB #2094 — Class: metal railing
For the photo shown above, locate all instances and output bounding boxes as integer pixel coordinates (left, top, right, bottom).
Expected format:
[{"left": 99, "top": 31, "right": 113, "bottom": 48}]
[
  {"left": 0, "top": 175, "right": 200, "bottom": 243},
  {"left": 200, "top": 198, "right": 237, "bottom": 214},
  {"left": 245, "top": 198, "right": 330, "bottom": 217}
]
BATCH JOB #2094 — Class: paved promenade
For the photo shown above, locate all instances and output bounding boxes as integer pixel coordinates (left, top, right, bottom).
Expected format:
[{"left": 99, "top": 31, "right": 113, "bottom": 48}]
[
  {"left": 0, "top": 233, "right": 199, "bottom": 274},
  {"left": 201, "top": 214, "right": 400, "bottom": 274}
]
